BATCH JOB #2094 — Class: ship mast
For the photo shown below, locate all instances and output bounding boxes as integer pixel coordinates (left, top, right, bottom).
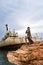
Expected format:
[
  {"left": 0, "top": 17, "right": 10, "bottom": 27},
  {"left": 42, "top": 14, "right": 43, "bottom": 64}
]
[{"left": 5, "top": 24, "right": 8, "bottom": 32}]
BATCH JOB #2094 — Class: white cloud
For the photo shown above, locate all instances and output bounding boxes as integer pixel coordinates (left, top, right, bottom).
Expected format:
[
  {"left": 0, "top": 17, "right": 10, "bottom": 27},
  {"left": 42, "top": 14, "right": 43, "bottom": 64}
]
[
  {"left": 14, "top": 19, "right": 43, "bottom": 37},
  {"left": 0, "top": 0, "right": 43, "bottom": 39}
]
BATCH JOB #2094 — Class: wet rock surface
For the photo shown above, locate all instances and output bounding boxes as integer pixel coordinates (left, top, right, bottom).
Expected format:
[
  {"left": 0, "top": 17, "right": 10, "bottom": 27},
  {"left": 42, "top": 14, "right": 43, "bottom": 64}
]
[{"left": 7, "top": 42, "right": 43, "bottom": 65}]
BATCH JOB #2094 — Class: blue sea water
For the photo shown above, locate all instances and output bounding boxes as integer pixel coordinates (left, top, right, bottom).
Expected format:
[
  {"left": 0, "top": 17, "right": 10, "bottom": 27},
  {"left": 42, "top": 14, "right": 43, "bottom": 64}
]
[{"left": 0, "top": 51, "right": 17, "bottom": 65}]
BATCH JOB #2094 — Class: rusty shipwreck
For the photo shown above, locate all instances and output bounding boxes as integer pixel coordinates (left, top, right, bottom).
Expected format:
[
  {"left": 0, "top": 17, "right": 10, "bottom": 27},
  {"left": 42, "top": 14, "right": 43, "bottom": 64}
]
[{"left": 0, "top": 24, "right": 41, "bottom": 50}]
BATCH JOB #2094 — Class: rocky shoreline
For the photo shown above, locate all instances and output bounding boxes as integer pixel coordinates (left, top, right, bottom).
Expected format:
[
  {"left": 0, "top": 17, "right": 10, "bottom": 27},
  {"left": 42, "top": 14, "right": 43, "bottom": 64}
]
[{"left": 7, "top": 42, "right": 43, "bottom": 65}]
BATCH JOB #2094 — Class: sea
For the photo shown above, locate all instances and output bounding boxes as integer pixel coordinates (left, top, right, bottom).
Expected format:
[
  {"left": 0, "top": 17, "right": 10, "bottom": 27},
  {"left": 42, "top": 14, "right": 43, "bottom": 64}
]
[{"left": 0, "top": 50, "right": 17, "bottom": 65}]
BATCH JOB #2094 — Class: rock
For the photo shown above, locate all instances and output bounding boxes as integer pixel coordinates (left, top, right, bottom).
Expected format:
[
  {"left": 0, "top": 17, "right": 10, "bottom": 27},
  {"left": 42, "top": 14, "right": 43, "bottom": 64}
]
[{"left": 7, "top": 42, "right": 43, "bottom": 65}]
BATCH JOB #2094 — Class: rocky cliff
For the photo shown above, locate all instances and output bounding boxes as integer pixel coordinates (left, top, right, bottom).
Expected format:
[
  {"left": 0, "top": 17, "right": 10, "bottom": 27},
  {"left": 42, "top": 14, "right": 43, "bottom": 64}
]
[{"left": 7, "top": 42, "right": 43, "bottom": 65}]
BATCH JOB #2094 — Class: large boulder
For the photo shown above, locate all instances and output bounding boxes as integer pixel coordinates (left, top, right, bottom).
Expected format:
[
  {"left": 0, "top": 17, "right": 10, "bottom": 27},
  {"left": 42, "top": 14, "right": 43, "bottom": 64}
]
[{"left": 7, "top": 42, "right": 43, "bottom": 65}]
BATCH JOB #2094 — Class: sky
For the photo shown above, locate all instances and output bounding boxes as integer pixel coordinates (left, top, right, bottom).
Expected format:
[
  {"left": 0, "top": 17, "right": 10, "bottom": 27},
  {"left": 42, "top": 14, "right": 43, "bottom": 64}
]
[{"left": 0, "top": 0, "right": 43, "bottom": 40}]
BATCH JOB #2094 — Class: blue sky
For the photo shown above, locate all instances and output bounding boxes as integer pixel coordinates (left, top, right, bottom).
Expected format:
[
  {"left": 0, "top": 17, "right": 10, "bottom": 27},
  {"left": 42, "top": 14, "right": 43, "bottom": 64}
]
[{"left": 0, "top": 0, "right": 43, "bottom": 40}]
